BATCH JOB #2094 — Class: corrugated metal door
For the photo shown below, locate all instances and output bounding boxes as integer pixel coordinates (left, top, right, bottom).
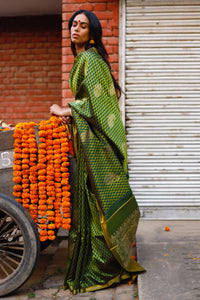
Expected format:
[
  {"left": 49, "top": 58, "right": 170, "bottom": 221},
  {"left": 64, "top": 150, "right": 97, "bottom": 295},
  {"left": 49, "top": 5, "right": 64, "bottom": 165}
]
[{"left": 125, "top": 0, "right": 200, "bottom": 219}]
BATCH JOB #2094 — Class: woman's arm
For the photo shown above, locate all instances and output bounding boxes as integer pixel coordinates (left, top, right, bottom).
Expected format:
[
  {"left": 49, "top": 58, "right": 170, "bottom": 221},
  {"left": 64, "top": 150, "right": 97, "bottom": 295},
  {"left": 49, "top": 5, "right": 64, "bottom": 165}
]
[{"left": 50, "top": 104, "right": 72, "bottom": 117}]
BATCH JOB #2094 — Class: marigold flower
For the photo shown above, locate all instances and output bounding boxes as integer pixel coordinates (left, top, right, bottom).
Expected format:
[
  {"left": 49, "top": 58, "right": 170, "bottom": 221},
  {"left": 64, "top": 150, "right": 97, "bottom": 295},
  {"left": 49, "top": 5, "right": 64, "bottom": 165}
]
[
  {"left": 13, "top": 176, "right": 22, "bottom": 184},
  {"left": 38, "top": 175, "right": 46, "bottom": 181},
  {"left": 22, "top": 194, "right": 30, "bottom": 200},
  {"left": 30, "top": 214, "right": 38, "bottom": 221},
  {"left": 38, "top": 200, "right": 46, "bottom": 205},
  {"left": 38, "top": 190, "right": 46, "bottom": 195},
  {"left": 60, "top": 138, "right": 68, "bottom": 143},
  {"left": 37, "top": 163, "right": 46, "bottom": 169},
  {"left": 38, "top": 156, "right": 47, "bottom": 163},
  {"left": 62, "top": 185, "right": 71, "bottom": 191},
  {"left": 46, "top": 175, "right": 54, "bottom": 181},
  {"left": 23, "top": 203, "right": 29, "bottom": 209},
  {"left": 13, "top": 191, "right": 22, "bottom": 198},
  {"left": 22, "top": 164, "right": 29, "bottom": 169},
  {"left": 29, "top": 176, "right": 37, "bottom": 183},
  {"left": 63, "top": 208, "right": 70, "bottom": 214},
  {"left": 62, "top": 224, "right": 71, "bottom": 230},
  {"left": 62, "top": 207, "right": 71, "bottom": 213},
  {"left": 62, "top": 201, "right": 71, "bottom": 207},
  {"left": 47, "top": 210, "right": 55, "bottom": 216},
  {"left": 21, "top": 169, "right": 29, "bottom": 176},
  {"left": 48, "top": 235, "right": 56, "bottom": 240},
  {"left": 46, "top": 180, "right": 55, "bottom": 186},
  {"left": 38, "top": 210, "right": 46, "bottom": 216},
  {"left": 22, "top": 184, "right": 29, "bottom": 189},
  {"left": 52, "top": 133, "right": 59, "bottom": 139},
  {"left": 22, "top": 159, "right": 29, "bottom": 164},
  {"left": 47, "top": 216, "right": 55, "bottom": 221},
  {"left": 47, "top": 199, "right": 54, "bottom": 205},
  {"left": 38, "top": 182, "right": 46, "bottom": 187},
  {"left": 38, "top": 130, "right": 47, "bottom": 137},
  {"left": 48, "top": 223, "right": 56, "bottom": 229},
  {"left": 40, "top": 218, "right": 47, "bottom": 224},
  {"left": 39, "top": 205, "right": 47, "bottom": 211},
  {"left": 13, "top": 170, "right": 21, "bottom": 177},
  {"left": 21, "top": 144, "right": 29, "bottom": 150},
  {"left": 39, "top": 224, "right": 47, "bottom": 229},
  {"left": 30, "top": 148, "right": 38, "bottom": 154},
  {"left": 13, "top": 153, "right": 22, "bottom": 159},
  {"left": 53, "top": 144, "right": 60, "bottom": 150},
  {"left": 48, "top": 205, "right": 54, "bottom": 210},
  {"left": 39, "top": 230, "right": 47, "bottom": 236},
  {"left": 54, "top": 159, "right": 62, "bottom": 164},
  {"left": 63, "top": 212, "right": 70, "bottom": 218},
  {"left": 39, "top": 195, "right": 46, "bottom": 200},
  {"left": 62, "top": 157, "right": 69, "bottom": 162},
  {"left": 61, "top": 147, "right": 69, "bottom": 153},
  {"left": 22, "top": 178, "right": 29, "bottom": 184},
  {"left": 59, "top": 132, "right": 67, "bottom": 138},
  {"left": 30, "top": 198, "right": 38, "bottom": 204},
  {"left": 40, "top": 236, "right": 48, "bottom": 242},
  {"left": 54, "top": 206, "right": 62, "bottom": 211},
  {"left": 47, "top": 230, "right": 54, "bottom": 236},
  {"left": 54, "top": 149, "right": 61, "bottom": 155},
  {"left": 13, "top": 165, "right": 21, "bottom": 171},
  {"left": 53, "top": 139, "right": 61, "bottom": 145},
  {"left": 63, "top": 217, "right": 71, "bottom": 223}
]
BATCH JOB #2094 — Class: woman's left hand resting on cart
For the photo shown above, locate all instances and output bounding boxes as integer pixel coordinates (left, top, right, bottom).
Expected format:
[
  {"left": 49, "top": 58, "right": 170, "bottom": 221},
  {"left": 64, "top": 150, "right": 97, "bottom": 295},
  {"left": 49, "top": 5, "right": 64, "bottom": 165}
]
[{"left": 50, "top": 104, "right": 72, "bottom": 125}]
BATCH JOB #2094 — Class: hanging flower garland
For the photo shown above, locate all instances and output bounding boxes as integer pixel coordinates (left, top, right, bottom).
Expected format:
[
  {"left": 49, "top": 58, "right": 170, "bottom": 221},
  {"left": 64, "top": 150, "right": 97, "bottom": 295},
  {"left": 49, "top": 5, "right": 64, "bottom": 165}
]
[{"left": 13, "top": 116, "right": 72, "bottom": 241}]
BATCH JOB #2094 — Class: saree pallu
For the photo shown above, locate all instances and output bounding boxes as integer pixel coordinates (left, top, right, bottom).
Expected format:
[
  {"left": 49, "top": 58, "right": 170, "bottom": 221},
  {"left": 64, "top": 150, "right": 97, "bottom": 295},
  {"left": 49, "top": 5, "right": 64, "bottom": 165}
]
[{"left": 64, "top": 48, "right": 145, "bottom": 294}]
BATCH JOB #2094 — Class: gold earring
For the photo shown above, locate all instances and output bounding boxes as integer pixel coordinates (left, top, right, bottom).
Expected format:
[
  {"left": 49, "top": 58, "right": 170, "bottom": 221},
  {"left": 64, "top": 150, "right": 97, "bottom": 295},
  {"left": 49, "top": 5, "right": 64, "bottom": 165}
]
[{"left": 89, "top": 39, "right": 95, "bottom": 44}]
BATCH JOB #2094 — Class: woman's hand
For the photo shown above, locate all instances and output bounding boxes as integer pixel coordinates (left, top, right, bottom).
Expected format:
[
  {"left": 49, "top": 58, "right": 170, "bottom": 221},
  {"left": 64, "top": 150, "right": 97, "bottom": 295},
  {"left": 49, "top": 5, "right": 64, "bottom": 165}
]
[
  {"left": 50, "top": 104, "right": 72, "bottom": 124},
  {"left": 59, "top": 116, "right": 72, "bottom": 125}
]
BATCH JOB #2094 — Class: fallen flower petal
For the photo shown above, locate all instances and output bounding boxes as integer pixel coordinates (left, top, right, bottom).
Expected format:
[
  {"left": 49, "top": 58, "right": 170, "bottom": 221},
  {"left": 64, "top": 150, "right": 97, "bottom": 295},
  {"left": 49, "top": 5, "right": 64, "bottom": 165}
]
[{"left": 165, "top": 226, "right": 170, "bottom": 231}]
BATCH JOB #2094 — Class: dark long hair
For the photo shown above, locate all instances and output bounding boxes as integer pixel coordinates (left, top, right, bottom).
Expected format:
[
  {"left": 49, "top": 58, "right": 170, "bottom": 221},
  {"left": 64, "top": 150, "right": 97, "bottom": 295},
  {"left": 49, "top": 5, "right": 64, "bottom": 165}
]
[{"left": 68, "top": 10, "right": 121, "bottom": 98}]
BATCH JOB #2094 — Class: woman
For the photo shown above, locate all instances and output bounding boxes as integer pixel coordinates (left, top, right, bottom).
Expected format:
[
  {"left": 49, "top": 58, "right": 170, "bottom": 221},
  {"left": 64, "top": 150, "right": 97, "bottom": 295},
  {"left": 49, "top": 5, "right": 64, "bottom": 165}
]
[{"left": 50, "top": 10, "right": 144, "bottom": 295}]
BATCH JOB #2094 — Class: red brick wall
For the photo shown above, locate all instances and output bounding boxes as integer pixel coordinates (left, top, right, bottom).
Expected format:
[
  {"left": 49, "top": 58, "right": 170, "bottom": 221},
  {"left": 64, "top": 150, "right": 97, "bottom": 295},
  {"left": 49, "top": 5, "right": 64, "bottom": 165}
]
[
  {"left": 0, "top": 15, "right": 62, "bottom": 125},
  {"left": 62, "top": 0, "right": 119, "bottom": 106}
]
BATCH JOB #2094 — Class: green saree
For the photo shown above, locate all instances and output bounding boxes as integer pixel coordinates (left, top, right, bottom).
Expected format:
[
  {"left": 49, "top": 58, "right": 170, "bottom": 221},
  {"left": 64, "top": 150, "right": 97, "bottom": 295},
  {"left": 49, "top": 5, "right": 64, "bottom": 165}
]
[{"left": 63, "top": 48, "right": 144, "bottom": 294}]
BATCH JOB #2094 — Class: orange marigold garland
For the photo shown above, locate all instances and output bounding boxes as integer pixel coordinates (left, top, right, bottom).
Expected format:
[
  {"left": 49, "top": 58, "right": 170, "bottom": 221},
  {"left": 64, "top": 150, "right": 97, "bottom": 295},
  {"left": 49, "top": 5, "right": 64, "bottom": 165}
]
[
  {"left": 13, "top": 116, "right": 72, "bottom": 242},
  {"left": 28, "top": 122, "right": 38, "bottom": 224},
  {"left": 21, "top": 125, "right": 31, "bottom": 211},
  {"left": 60, "top": 127, "right": 71, "bottom": 231},
  {"left": 38, "top": 120, "right": 48, "bottom": 241},
  {"left": 13, "top": 124, "right": 23, "bottom": 203}
]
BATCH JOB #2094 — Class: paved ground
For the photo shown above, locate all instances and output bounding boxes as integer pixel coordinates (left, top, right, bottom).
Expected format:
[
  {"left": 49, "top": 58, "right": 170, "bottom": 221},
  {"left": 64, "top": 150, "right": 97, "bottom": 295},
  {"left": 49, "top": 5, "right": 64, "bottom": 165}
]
[
  {"left": 137, "top": 220, "right": 200, "bottom": 300},
  {"left": 1, "top": 233, "right": 138, "bottom": 300},
  {"left": 1, "top": 220, "right": 200, "bottom": 300}
]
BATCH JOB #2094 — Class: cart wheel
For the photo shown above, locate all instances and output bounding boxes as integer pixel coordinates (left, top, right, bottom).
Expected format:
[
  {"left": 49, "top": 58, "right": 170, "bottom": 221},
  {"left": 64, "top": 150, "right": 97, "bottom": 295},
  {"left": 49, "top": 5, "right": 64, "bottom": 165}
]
[{"left": 0, "top": 194, "right": 40, "bottom": 297}]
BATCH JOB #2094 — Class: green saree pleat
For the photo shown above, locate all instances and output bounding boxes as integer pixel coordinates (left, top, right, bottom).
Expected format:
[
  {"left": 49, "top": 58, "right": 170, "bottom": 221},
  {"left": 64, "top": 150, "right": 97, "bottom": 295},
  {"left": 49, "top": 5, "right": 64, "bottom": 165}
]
[{"left": 64, "top": 48, "right": 145, "bottom": 294}]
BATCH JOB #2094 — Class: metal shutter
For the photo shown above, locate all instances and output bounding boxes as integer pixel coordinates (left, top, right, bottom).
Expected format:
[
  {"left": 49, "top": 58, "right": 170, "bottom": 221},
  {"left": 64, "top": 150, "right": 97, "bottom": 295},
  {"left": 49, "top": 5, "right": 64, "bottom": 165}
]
[{"left": 124, "top": 0, "right": 200, "bottom": 219}]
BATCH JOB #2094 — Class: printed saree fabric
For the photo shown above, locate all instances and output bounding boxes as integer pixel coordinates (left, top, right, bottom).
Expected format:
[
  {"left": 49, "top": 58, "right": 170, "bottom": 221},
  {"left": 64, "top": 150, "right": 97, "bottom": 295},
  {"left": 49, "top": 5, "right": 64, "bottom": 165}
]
[{"left": 64, "top": 48, "right": 144, "bottom": 294}]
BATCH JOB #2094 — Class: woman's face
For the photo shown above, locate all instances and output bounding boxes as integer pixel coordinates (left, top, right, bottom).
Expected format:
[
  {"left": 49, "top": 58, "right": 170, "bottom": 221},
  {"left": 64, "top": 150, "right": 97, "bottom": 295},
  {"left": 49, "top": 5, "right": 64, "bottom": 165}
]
[{"left": 71, "top": 13, "right": 90, "bottom": 53}]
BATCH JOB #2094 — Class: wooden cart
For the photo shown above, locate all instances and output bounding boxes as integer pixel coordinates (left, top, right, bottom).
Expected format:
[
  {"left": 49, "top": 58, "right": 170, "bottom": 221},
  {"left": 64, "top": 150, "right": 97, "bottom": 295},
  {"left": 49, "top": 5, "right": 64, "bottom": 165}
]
[{"left": 0, "top": 129, "right": 76, "bottom": 297}]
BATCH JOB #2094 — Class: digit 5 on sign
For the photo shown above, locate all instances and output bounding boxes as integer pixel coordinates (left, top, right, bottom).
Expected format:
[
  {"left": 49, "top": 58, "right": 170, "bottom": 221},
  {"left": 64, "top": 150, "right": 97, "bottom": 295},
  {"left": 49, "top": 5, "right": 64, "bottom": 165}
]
[{"left": 0, "top": 151, "right": 14, "bottom": 169}]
